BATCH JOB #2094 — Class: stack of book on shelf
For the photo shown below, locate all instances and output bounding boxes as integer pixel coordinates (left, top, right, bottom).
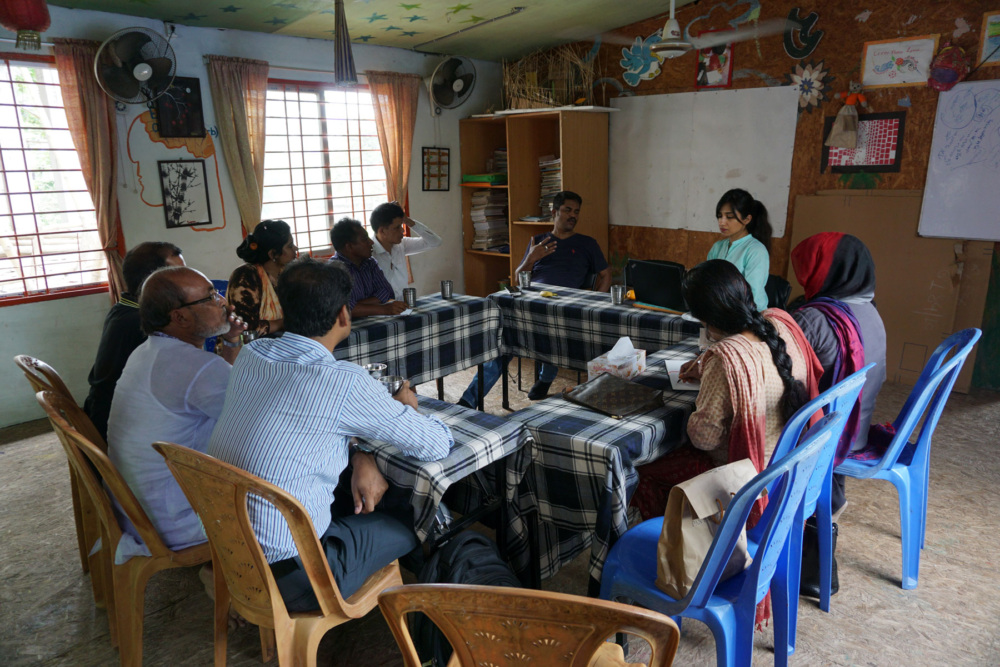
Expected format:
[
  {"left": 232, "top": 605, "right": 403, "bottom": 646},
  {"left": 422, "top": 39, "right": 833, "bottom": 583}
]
[
  {"left": 538, "top": 154, "right": 562, "bottom": 216},
  {"left": 470, "top": 189, "right": 509, "bottom": 251},
  {"left": 493, "top": 148, "right": 508, "bottom": 174}
]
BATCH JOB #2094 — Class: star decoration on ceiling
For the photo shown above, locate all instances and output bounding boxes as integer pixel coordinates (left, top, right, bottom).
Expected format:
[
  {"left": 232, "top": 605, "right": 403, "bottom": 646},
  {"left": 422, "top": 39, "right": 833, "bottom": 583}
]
[
  {"left": 274, "top": 1, "right": 298, "bottom": 8},
  {"left": 181, "top": 12, "right": 206, "bottom": 20},
  {"left": 401, "top": 30, "right": 420, "bottom": 37},
  {"left": 404, "top": 15, "right": 426, "bottom": 22},
  {"left": 461, "top": 15, "right": 486, "bottom": 24},
  {"left": 354, "top": 34, "right": 374, "bottom": 42},
  {"left": 365, "top": 12, "right": 388, "bottom": 22},
  {"left": 265, "top": 17, "right": 288, "bottom": 25},
  {"left": 220, "top": 4, "right": 242, "bottom": 12},
  {"left": 384, "top": 25, "right": 402, "bottom": 31},
  {"left": 399, "top": 2, "right": 421, "bottom": 9},
  {"left": 446, "top": 3, "right": 473, "bottom": 14},
  {"left": 320, "top": 8, "right": 336, "bottom": 14}
]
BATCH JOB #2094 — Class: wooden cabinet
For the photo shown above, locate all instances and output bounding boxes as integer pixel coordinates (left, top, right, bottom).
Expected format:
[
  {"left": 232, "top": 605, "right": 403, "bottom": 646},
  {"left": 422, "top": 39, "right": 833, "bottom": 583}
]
[{"left": 460, "top": 110, "right": 609, "bottom": 297}]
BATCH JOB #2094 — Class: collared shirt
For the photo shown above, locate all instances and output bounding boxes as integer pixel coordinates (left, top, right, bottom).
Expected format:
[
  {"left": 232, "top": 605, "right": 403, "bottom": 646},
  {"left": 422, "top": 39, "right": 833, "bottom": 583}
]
[
  {"left": 331, "top": 253, "right": 395, "bottom": 310},
  {"left": 107, "top": 335, "right": 231, "bottom": 560},
  {"left": 372, "top": 219, "right": 443, "bottom": 300},
  {"left": 707, "top": 234, "right": 770, "bottom": 311},
  {"left": 521, "top": 232, "right": 609, "bottom": 289},
  {"left": 208, "top": 333, "right": 454, "bottom": 563}
]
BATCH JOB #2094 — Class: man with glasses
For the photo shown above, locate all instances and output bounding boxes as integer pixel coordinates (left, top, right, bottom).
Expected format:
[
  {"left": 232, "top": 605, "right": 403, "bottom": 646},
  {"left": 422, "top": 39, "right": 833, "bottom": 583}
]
[{"left": 106, "top": 266, "right": 246, "bottom": 556}]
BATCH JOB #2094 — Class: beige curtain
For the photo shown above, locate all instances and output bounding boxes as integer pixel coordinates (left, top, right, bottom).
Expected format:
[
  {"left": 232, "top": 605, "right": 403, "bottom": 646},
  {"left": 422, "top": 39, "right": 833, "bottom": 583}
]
[
  {"left": 366, "top": 71, "right": 421, "bottom": 205},
  {"left": 366, "top": 71, "right": 422, "bottom": 283},
  {"left": 53, "top": 39, "right": 125, "bottom": 301},
  {"left": 206, "top": 55, "right": 269, "bottom": 235}
]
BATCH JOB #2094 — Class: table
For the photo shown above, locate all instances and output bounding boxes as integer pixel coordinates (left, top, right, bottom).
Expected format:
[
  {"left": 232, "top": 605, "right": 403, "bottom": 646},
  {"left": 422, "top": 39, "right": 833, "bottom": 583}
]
[
  {"left": 333, "top": 293, "right": 501, "bottom": 388},
  {"left": 362, "top": 396, "right": 535, "bottom": 568},
  {"left": 507, "top": 342, "right": 700, "bottom": 589},
  {"left": 490, "top": 284, "right": 701, "bottom": 407}
]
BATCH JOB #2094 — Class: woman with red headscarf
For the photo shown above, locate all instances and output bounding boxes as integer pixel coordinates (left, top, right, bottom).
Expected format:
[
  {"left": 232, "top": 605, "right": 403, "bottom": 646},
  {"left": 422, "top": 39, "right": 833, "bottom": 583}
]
[{"left": 791, "top": 232, "right": 887, "bottom": 598}]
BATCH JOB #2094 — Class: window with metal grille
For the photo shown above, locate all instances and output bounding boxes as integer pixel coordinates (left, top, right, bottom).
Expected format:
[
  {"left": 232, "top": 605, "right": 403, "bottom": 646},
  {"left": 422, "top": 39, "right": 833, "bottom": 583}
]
[
  {"left": 262, "top": 80, "right": 387, "bottom": 255},
  {"left": 0, "top": 56, "right": 104, "bottom": 304}
]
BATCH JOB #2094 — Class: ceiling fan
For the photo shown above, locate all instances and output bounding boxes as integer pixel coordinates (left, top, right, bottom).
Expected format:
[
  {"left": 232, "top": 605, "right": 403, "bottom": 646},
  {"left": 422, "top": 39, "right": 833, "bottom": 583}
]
[{"left": 651, "top": 0, "right": 797, "bottom": 58}]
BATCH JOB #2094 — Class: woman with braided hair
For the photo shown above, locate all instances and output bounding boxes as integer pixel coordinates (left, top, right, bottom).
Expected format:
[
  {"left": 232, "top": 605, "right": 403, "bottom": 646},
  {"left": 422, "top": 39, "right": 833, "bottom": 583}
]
[{"left": 631, "top": 260, "right": 822, "bottom": 523}]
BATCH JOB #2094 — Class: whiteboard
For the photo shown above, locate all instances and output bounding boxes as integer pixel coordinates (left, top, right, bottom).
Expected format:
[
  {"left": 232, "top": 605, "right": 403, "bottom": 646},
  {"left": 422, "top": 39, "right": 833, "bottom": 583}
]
[
  {"left": 609, "top": 86, "right": 800, "bottom": 236},
  {"left": 918, "top": 79, "right": 1000, "bottom": 242}
]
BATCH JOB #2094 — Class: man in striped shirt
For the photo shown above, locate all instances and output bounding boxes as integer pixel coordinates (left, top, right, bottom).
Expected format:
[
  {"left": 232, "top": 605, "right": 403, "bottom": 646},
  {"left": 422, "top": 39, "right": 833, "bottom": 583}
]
[
  {"left": 329, "top": 216, "right": 408, "bottom": 318},
  {"left": 208, "top": 258, "right": 453, "bottom": 611}
]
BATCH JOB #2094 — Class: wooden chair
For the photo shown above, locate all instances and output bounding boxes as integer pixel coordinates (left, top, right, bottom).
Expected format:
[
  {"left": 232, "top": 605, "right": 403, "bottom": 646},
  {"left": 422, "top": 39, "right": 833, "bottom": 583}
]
[
  {"left": 14, "top": 355, "right": 105, "bottom": 602},
  {"left": 378, "top": 584, "right": 680, "bottom": 667},
  {"left": 153, "top": 441, "right": 403, "bottom": 667},
  {"left": 37, "top": 391, "right": 210, "bottom": 667}
]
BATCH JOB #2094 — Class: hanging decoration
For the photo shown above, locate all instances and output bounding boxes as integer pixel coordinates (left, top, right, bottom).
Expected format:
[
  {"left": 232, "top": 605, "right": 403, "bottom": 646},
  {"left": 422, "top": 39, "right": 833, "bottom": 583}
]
[
  {"left": 333, "top": 0, "right": 358, "bottom": 85},
  {"left": 0, "top": 0, "right": 52, "bottom": 50},
  {"left": 784, "top": 59, "right": 834, "bottom": 113},
  {"left": 783, "top": 8, "right": 824, "bottom": 59}
]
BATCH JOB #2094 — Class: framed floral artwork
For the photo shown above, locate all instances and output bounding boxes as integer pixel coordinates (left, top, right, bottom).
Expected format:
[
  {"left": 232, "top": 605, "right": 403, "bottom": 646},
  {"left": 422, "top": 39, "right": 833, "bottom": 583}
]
[
  {"left": 979, "top": 11, "right": 1000, "bottom": 67},
  {"left": 158, "top": 159, "right": 212, "bottom": 228},
  {"left": 154, "top": 76, "right": 206, "bottom": 138},
  {"left": 861, "top": 35, "right": 940, "bottom": 88},
  {"left": 695, "top": 31, "right": 733, "bottom": 89}
]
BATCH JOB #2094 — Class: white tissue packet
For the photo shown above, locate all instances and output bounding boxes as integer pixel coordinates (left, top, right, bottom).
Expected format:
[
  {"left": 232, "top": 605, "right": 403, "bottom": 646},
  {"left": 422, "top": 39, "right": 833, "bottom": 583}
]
[{"left": 589, "top": 337, "right": 646, "bottom": 381}]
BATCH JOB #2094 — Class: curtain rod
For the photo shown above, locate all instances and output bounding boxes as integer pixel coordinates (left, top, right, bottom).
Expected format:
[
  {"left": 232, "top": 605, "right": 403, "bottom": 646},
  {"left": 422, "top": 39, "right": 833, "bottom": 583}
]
[
  {"left": 0, "top": 37, "right": 54, "bottom": 47},
  {"left": 200, "top": 57, "right": 367, "bottom": 78}
]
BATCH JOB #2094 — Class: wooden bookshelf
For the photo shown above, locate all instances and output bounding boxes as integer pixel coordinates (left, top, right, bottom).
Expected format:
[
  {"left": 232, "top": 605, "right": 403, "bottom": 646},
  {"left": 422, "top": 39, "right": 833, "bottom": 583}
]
[{"left": 459, "top": 110, "right": 610, "bottom": 297}]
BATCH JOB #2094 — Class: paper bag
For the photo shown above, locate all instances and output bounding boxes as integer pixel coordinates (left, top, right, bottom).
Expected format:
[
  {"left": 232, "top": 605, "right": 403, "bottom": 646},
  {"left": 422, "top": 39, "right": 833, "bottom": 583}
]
[
  {"left": 655, "top": 458, "right": 758, "bottom": 599},
  {"left": 824, "top": 104, "right": 859, "bottom": 149}
]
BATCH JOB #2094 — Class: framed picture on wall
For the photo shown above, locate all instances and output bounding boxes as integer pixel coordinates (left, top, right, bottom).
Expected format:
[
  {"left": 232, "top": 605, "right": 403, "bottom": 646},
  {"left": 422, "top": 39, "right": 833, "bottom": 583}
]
[
  {"left": 422, "top": 147, "right": 449, "bottom": 191},
  {"left": 154, "top": 76, "right": 206, "bottom": 138},
  {"left": 861, "top": 35, "right": 939, "bottom": 88},
  {"left": 979, "top": 10, "right": 1000, "bottom": 67},
  {"left": 820, "top": 112, "right": 906, "bottom": 173},
  {"left": 694, "top": 31, "right": 733, "bottom": 89},
  {"left": 158, "top": 159, "right": 213, "bottom": 228}
]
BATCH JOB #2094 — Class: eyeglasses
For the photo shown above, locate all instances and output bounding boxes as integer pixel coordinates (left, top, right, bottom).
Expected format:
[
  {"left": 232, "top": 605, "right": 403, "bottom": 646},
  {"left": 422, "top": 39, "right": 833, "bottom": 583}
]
[{"left": 178, "top": 289, "right": 223, "bottom": 308}]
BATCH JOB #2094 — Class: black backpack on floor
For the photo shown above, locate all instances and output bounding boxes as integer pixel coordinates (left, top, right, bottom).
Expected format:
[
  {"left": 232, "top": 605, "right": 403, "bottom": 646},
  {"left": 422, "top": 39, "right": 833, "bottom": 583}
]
[{"left": 411, "top": 531, "right": 521, "bottom": 666}]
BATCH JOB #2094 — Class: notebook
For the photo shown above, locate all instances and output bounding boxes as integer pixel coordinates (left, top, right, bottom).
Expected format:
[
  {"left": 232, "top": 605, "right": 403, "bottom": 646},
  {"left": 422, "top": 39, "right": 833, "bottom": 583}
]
[{"left": 626, "top": 259, "right": 687, "bottom": 312}]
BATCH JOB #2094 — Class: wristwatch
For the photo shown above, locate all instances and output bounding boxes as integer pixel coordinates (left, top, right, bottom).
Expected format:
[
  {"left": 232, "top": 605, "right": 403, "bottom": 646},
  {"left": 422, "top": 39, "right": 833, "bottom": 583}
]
[{"left": 349, "top": 439, "right": 375, "bottom": 457}]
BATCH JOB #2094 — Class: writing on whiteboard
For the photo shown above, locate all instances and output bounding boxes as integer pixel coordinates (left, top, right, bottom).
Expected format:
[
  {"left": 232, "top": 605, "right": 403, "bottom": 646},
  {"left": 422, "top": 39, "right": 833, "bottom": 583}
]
[{"left": 936, "top": 85, "right": 1000, "bottom": 172}]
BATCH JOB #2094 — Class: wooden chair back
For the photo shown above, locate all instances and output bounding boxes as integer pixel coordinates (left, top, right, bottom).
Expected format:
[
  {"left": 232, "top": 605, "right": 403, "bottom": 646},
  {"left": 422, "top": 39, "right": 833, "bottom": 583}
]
[
  {"left": 153, "top": 441, "right": 395, "bottom": 628},
  {"left": 37, "top": 390, "right": 171, "bottom": 558},
  {"left": 378, "top": 584, "right": 680, "bottom": 667},
  {"left": 17, "top": 355, "right": 107, "bottom": 451}
]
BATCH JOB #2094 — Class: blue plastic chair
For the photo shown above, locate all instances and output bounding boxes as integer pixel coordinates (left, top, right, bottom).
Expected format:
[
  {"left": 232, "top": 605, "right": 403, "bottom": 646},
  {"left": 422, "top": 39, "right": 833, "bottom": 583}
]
[
  {"left": 600, "top": 412, "right": 845, "bottom": 667},
  {"left": 752, "top": 364, "right": 871, "bottom": 659},
  {"left": 834, "top": 328, "right": 981, "bottom": 590},
  {"left": 211, "top": 279, "right": 229, "bottom": 297}
]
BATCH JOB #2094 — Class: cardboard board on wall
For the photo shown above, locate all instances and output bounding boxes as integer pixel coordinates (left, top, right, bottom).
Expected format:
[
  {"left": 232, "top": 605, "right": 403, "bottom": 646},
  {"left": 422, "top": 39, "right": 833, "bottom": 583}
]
[{"left": 791, "top": 192, "right": 990, "bottom": 392}]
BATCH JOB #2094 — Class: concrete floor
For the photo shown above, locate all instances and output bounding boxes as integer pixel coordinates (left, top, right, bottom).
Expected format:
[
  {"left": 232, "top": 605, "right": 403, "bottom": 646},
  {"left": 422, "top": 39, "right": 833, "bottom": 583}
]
[{"left": 2, "top": 364, "right": 999, "bottom": 666}]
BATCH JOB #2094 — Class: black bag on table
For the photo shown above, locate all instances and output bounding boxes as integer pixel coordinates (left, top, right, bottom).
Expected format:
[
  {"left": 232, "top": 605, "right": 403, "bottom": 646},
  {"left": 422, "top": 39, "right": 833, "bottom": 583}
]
[{"left": 411, "top": 530, "right": 521, "bottom": 666}]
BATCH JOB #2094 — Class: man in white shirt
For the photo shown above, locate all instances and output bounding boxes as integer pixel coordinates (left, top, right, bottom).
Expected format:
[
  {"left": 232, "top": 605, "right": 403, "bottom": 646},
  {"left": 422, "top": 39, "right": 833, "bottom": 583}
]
[
  {"left": 107, "top": 266, "right": 245, "bottom": 559},
  {"left": 370, "top": 201, "right": 443, "bottom": 300}
]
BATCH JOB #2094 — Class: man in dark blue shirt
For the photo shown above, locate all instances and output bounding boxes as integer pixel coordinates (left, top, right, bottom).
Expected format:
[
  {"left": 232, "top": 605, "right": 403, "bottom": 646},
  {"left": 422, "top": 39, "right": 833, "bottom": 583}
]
[
  {"left": 459, "top": 191, "right": 611, "bottom": 406},
  {"left": 330, "top": 217, "right": 407, "bottom": 318}
]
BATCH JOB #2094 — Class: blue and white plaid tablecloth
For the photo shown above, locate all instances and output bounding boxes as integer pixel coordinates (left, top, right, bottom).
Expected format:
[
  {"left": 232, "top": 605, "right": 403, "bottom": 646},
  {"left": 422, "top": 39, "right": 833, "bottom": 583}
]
[
  {"left": 362, "top": 396, "right": 533, "bottom": 544},
  {"left": 334, "top": 294, "right": 502, "bottom": 385},
  {"left": 491, "top": 285, "right": 701, "bottom": 370},
  {"left": 507, "top": 342, "right": 701, "bottom": 582}
]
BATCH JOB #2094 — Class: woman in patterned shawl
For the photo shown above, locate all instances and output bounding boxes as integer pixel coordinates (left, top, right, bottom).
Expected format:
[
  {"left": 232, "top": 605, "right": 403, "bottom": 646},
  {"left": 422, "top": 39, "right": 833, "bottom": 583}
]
[{"left": 227, "top": 220, "right": 297, "bottom": 337}]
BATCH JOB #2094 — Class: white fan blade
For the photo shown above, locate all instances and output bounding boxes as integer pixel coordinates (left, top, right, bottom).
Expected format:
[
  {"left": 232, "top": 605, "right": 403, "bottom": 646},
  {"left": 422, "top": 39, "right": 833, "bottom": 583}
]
[{"left": 689, "top": 18, "right": 798, "bottom": 50}]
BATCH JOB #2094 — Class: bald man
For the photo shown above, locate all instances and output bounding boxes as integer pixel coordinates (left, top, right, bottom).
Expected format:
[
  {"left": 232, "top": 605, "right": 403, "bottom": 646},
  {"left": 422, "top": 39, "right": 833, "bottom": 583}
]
[{"left": 106, "top": 267, "right": 246, "bottom": 557}]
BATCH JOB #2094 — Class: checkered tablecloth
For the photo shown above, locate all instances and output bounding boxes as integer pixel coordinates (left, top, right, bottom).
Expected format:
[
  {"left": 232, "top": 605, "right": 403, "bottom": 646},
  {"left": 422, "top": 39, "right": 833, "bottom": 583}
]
[
  {"left": 362, "top": 396, "right": 533, "bottom": 544},
  {"left": 491, "top": 284, "right": 701, "bottom": 370},
  {"left": 507, "top": 342, "right": 701, "bottom": 583},
  {"left": 334, "top": 294, "right": 501, "bottom": 385}
]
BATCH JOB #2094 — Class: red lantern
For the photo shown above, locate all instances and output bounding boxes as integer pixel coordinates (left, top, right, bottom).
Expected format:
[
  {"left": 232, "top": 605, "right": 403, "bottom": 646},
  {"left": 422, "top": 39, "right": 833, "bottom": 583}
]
[{"left": 0, "top": 0, "right": 52, "bottom": 51}]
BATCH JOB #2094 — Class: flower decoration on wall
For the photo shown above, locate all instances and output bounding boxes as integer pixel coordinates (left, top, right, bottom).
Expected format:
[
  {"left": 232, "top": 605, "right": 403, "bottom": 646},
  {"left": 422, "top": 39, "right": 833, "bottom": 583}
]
[{"left": 785, "top": 59, "right": 834, "bottom": 113}]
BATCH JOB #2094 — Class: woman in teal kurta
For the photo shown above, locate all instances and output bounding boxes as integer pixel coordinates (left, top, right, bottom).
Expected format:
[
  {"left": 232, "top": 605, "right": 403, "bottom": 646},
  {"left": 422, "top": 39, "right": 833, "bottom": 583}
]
[{"left": 706, "top": 189, "right": 772, "bottom": 311}]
